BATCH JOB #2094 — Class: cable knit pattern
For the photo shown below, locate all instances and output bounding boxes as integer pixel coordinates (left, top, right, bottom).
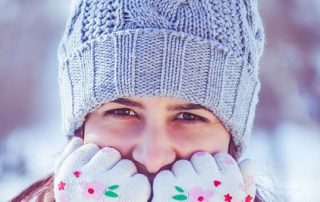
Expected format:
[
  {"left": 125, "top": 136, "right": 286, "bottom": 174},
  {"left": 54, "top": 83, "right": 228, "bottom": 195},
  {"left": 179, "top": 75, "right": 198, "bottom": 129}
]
[{"left": 58, "top": 0, "right": 265, "bottom": 158}]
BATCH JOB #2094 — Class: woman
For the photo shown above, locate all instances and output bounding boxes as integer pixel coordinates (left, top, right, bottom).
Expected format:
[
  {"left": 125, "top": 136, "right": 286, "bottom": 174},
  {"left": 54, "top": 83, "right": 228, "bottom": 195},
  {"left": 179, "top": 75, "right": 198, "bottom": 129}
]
[{"left": 12, "top": 0, "right": 274, "bottom": 201}]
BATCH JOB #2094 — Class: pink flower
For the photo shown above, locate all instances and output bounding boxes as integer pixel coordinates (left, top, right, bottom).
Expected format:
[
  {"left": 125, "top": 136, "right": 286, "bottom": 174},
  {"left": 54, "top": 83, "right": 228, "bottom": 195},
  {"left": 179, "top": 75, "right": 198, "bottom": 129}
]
[
  {"left": 58, "top": 181, "right": 66, "bottom": 191},
  {"left": 80, "top": 180, "right": 105, "bottom": 200},
  {"left": 189, "top": 187, "right": 214, "bottom": 202}
]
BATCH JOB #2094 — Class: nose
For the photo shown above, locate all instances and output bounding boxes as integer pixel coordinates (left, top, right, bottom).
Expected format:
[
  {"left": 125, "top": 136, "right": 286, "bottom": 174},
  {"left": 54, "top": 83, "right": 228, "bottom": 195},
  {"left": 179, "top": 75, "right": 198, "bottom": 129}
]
[{"left": 132, "top": 125, "right": 176, "bottom": 174}]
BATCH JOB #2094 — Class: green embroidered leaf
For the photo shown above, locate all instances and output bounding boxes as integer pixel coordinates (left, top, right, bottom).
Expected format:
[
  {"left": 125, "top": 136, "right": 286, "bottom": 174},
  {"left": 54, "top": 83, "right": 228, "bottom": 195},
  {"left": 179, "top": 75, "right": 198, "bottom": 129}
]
[
  {"left": 108, "top": 185, "right": 119, "bottom": 190},
  {"left": 104, "top": 191, "right": 119, "bottom": 198},
  {"left": 175, "top": 186, "right": 185, "bottom": 193},
  {"left": 172, "top": 195, "right": 188, "bottom": 201}
]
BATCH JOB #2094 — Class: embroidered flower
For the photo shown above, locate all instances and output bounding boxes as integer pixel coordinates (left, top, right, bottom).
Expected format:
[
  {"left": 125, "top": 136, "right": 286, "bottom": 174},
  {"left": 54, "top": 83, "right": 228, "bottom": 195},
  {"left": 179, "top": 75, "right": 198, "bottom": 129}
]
[
  {"left": 189, "top": 187, "right": 214, "bottom": 202},
  {"left": 245, "top": 195, "right": 253, "bottom": 202},
  {"left": 213, "top": 180, "right": 221, "bottom": 187},
  {"left": 73, "top": 170, "right": 81, "bottom": 178},
  {"left": 58, "top": 181, "right": 66, "bottom": 191},
  {"left": 80, "top": 180, "right": 105, "bottom": 200},
  {"left": 224, "top": 193, "right": 233, "bottom": 202}
]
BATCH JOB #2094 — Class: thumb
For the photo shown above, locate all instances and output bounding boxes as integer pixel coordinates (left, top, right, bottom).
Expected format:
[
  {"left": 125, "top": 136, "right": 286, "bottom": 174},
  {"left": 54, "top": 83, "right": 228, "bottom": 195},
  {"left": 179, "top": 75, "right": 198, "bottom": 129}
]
[{"left": 239, "top": 159, "right": 256, "bottom": 202}]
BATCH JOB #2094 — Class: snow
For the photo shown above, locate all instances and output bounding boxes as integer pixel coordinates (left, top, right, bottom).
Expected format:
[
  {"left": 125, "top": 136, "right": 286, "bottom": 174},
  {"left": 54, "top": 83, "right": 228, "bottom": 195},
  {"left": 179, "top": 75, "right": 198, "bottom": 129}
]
[
  {"left": 0, "top": 124, "right": 66, "bottom": 201},
  {"left": 274, "top": 123, "right": 320, "bottom": 202}
]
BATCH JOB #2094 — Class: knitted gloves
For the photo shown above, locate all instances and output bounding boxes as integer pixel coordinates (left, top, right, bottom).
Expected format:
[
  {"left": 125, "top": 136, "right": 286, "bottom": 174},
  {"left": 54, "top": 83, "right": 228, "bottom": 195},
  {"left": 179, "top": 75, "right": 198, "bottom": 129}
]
[
  {"left": 152, "top": 152, "right": 256, "bottom": 202},
  {"left": 53, "top": 137, "right": 151, "bottom": 202},
  {"left": 54, "top": 138, "right": 255, "bottom": 202}
]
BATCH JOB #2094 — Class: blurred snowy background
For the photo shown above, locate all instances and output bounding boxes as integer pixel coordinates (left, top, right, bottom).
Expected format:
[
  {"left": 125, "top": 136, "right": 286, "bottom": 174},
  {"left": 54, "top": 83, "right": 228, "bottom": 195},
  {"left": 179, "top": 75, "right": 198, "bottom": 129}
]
[{"left": 0, "top": 0, "right": 319, "bottom": 201}]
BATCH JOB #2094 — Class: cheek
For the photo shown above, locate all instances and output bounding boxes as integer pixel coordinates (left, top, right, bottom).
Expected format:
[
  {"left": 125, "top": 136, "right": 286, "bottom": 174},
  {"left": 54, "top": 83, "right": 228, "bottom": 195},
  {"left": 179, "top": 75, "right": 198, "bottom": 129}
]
[
  {"left": 171, "top": 125, "right": 230, "bottom": 156},
  {"left": 83, "top": 120, "right": 139, "bottom": 154}
]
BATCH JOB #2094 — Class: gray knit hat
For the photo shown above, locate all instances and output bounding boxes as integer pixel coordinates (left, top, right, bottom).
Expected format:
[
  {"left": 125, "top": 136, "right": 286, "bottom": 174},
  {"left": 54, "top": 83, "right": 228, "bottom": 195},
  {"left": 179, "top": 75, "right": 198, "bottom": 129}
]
[{"left": 58, "top": 0, "right": 265, "bottom": 157}]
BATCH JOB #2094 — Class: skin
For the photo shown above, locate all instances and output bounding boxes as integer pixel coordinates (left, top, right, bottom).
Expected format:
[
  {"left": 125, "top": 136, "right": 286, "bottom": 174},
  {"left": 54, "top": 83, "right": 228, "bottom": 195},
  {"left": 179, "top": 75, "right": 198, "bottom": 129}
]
[{"left": 83, "top": 96, "right": 230, "bottom": 182}]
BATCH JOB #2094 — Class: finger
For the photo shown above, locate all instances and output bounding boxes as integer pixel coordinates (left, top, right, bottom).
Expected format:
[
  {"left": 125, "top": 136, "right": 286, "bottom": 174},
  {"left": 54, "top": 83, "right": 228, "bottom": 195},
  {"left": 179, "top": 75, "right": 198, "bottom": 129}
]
[
  {"left": 214, "top": 152, "right": 243, "bottom": 182},
  {"left": 172, "top": 159, "right": 196, "bottom": 179},
  {"left": 54, "top": 137, "right": 83, "bottom": 172},
  {"left": 152, "top": 170, "right": 177, "bottom": 202},
  {"left": 85, "top": 147, "right": 121, "bottom": 172},
  {"left": 107, "top": 159, "right": 137, "bottom": 180},
  {"left": 60, "top": 143, "right": 100, "bottom": 172},
  {"left": 190, "top": 151, "right": 220, "bottom": 178},
  {"left": 239, "top": 159, "right": 256, "bottom": 201},
  {"left": 120, "top": 173, "right": 151, "bottom": 202},
  {"left": 153, "top": 170, "right": 175, "bottom": 186}
]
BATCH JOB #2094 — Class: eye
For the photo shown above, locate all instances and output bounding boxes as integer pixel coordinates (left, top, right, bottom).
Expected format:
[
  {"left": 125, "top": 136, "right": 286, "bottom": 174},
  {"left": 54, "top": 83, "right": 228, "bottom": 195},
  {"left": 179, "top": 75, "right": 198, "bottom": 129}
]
[
  {"left": 103, "top": 108, "right": 136, "bottom": 119},
  {"left": 175, "top": 112, "right": 207, "bottom": 124},
  {"left": 103, "top": 109, "right": 206, "bottom": 124}
]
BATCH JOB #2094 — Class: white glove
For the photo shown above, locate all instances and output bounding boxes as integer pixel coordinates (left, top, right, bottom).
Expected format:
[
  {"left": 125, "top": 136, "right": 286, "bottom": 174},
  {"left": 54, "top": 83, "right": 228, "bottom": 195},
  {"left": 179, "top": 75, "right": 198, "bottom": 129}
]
[
  {"left": 54, "top": 137, "right": 151, "bottom": 202},
  {"left": 152, "top": 151, "right": 256, "bottom": 202}
]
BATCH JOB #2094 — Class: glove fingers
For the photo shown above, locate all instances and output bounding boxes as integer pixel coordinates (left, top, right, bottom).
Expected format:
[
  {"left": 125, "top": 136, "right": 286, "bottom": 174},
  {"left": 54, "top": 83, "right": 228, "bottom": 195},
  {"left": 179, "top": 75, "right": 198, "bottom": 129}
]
[
  {"left": 153, "top": 170, "right": 175, "bottom": 186},
  {"left": 85, "top": 147, "right": 121, "bottom": 172},
  {"left": 108, "top": 159, "right": 137, "bottom": 180},
  {"left": 214, "top": 152, "right": 242, "bottom": 181},
  {"left": 239, "top": 159, "right": 256, "bottom": 201},
  {"left": 214, "top": 152, "right": 246, "bottom": 200},
  {"left": 152, "top": 170, "right": 176, "bottom": 202},
  {"left": 120, "top": 173, "right": 151, "bottom": 202},
  {"left": 172, "top": 160, "right": 196, "bottom": 178},
  {"left": 61, "top": 143, "right": 100, "bottom": 173},
  {"left": 190, "top": 151, "right": 220, "bottom": 177},
  {"left": 54, "top": 137, "right": 83, "bottom": 172}
]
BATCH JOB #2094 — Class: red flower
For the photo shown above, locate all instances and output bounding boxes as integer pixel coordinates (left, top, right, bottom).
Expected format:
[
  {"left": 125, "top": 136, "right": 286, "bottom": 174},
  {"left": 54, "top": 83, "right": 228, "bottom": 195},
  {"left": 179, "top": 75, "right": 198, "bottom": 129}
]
[
  {"left": 245, "top": 195, "right": 253, "bottom": 202},
  {"left": 58, "top": 181, "right": 66, "bottom": 191},
  {"left": 213, "top": 180, "right": 221, "bottom": 187},
  {"left": 224, "top": 193, "right": 232, "bottom": 202},
  {"left": 74, "top": 171, "right": 81, "bottom": 178},
  {"left": 189, "top": 187, "right": 214, "bottom": 202}
]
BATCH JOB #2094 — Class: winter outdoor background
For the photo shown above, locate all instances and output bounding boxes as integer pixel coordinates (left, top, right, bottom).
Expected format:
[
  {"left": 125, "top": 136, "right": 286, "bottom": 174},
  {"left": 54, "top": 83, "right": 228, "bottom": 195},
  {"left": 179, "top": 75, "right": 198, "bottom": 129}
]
[{"left": 0, "top": 0, "right": 320, "bottom": 201}]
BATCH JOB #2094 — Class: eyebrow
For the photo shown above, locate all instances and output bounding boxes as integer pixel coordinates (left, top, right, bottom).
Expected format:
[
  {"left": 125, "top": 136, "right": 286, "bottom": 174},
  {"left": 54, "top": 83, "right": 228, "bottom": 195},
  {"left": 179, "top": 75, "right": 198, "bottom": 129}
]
[{"left": 111, "top": 98, "right": 213, "bottom": 113}]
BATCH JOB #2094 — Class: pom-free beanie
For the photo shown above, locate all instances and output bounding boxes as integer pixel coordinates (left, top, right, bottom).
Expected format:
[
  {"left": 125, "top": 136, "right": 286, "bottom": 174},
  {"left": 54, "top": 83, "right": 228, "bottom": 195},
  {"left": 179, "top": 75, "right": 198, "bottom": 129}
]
[{"left": 58, "top": 0, "right": 265, "bottom": 158}]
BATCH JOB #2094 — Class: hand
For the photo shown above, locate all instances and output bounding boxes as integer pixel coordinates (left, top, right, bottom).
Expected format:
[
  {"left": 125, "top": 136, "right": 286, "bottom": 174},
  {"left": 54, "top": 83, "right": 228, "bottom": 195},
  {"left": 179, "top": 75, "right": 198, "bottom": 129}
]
[
  {"left": 54, "top": 137, "right": 151, "bottom": 202},
  {"left": 152, "top": 152, "right": 256, "bottom": 202}
]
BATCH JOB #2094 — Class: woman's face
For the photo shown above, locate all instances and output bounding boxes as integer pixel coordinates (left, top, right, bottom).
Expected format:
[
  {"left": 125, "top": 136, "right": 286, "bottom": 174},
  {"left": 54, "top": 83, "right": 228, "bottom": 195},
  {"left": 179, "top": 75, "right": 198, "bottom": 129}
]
[{"left": 84, "top": 96, "right": 230, "bottom": 181}]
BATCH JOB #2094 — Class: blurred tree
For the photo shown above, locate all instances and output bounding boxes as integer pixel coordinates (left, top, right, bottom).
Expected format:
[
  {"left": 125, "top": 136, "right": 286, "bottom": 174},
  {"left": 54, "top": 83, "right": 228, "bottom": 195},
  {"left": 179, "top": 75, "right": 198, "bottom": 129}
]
[
  {"left": 0, "top": 0, "right": 67, "bottom": 140},
  {"left": 256, "top": 0, "right": 320, "bottom": 131}
]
